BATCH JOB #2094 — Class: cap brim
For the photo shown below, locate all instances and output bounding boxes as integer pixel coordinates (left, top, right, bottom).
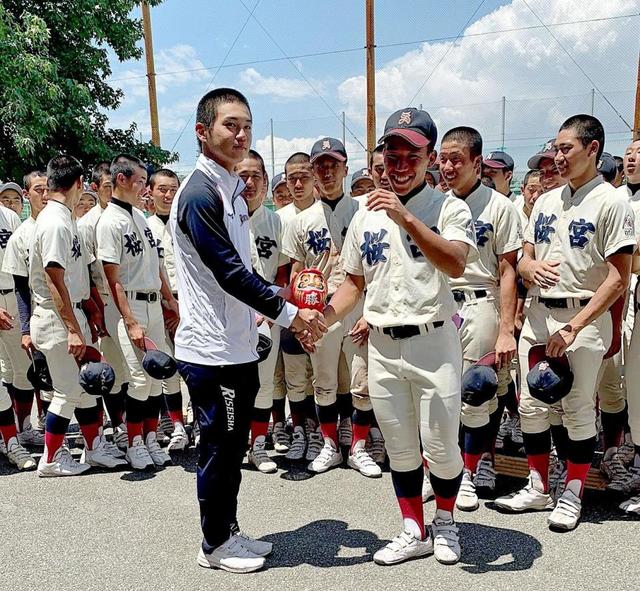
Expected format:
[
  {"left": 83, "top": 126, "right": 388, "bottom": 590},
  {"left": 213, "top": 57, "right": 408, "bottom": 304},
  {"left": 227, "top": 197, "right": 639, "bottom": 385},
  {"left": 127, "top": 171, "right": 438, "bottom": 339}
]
[
  {"left": 351, "top": 177, "right": 373, "bottom": 189},
  {"left": 143, "top": 337, "right": 158, "bottom": 352},
  {"left": 310, "top": 151, "right": 346, "bottom": 163},
  {"left": 272, "top": 180, "right": 287, "bottom": 190},
  {"left": 527, "top": 151, "right": 556, "bottom": 170},
  {"left": 80, "top": 346, "right": 103, "bottom": 365},
  {"left": 483, "top": 159, "right": 508, "bottom": 169},
  {"left": 475, "top": 351, "right": 497, "bottom": 368},
  {"left": 528, "top": 344, "right": 571, "bottom": 371},
  {"left": 379, "top": 129, "right": 429, "bottom": 148}
]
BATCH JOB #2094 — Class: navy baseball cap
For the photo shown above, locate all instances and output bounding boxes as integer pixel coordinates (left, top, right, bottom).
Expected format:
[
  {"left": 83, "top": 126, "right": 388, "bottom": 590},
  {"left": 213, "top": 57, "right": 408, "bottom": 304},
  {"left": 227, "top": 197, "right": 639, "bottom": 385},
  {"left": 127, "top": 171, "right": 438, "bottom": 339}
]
[
  {"left": 379, "top": 108, "right": 438, "bottom": 149},
  {"left": 526, "top": 344, "right": 573, "bottom": 405},
  {"left": 527, "top": 139, "right": 557, "bottom": 169},
  {"left": 78, "top": 346, "right": 116, "bottom": 397},
  {"left": 27, "top": 350, "right": 53, "bottom": 391},
  {"left": 141, "top": 338, "right": 177, "bottom": 380},
  {"left": 256, "top": 322, "right": 273, "bottom": 363},
  {"left": 598, "top": 152, "right": 617, "bottom": 182},
  {"left": 484, "top": 151, "right": 515, "bottom": 172},
  {"left": 350, "top": 168, "right": 373, "bottom": 188},
  {"left": 310, "top": 137, "right": 347, "bottom": 163},
  {"left": 271, "top": 172, "right": 287, "bottom": 191},
  {"left": 461, "top": 352, "right": 498, "bottom": 407}
]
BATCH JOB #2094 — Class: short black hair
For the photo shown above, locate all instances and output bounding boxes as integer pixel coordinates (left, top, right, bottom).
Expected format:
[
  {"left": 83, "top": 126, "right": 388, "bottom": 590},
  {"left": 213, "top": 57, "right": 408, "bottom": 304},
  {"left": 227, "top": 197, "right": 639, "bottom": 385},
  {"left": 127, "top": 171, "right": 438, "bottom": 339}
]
[
  {"left": 23, "top": 170, "right": 46, "bottom": 191},
  {"left": 110, "top": 154, "right": 146, "bottom": 185},
  {"left": 196, "top": 88, "right": 251, "bottom": 150},
  {"left": 285, "top": 152, "right": 310, "bottom": 173},
  {"left": 149, "top": 168, "right": 179, "bottom": 189},
  {"left": 369, "top": 144, "right": 384, "bottom": 168},
  {"left": 523, "top": 169, "right": 541, "bottom": 187},
  {"left": 91, "top": 162, "right": 111, "bottom": 186},
  {"left": 614, "top": 155, "right": 624, "bottom": 173},
  {"left": 441, "top": 126, "right": 483, "bottom": 159},
  {"left": 244, "top": 149, "right": 266, "bottom": 176},
  {"left": 46, "top": 155, "right": 83, "bottom": 191},
  {"left": 559, "top": 114, "right": 605, "bottom": 161}
]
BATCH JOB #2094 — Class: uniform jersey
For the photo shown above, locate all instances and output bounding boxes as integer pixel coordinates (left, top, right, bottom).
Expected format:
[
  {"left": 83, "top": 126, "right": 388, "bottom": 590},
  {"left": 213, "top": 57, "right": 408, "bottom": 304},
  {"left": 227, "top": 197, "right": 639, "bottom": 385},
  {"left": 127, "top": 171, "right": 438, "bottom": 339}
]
[
  {"left": 525, "top": 176, "right": 636, "bottom": 299},
  {"left": 0, "top": 205, "right": 22, "bottom": 289},
  {"left": 341, "top": 185, "right": 477, "bottom": 327},
  {"left": 2, "top": 216, "right": 36, "bottom": 278},
  {"left": 249, "top": 205, "right": 287, "bottom": 284},
  {"left": 618, "top": 183, "right": 640, "bottom": 223},
  {"left": 448, "top": 183, "right": 522, "bottom": 290},
  {"left": 29, "top": 200, "right": 90, "bottom": 305},
  {"left": 147, "top": 214, "right": 177, "bottom": 292},
  {"left": 78, "top": 203, "right": 109, "bottom": 295},
  {"left": 282, "top": 196, "right": 360, "bottom": 295}
]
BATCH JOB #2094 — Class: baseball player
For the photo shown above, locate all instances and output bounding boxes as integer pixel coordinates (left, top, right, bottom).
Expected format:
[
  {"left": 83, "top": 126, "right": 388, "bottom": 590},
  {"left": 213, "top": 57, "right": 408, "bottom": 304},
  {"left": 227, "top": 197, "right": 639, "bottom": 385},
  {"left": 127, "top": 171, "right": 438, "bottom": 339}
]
[
  {"left": 282, "top": 137, "right": 379, "bottom": 478},
  {"left": 438, "top": 127, "right": 522, "bottom": 511},
  {"left": 321, "top": 107, "right": 476, "bottom": 565},
  {"left": 495, "top": 115, "right": 635, "bottom": 531},
  {"left": 78, "top": 162, "right": 130, "bottom": 451},
  {"left": 482, "top": 151, "right": 516, "bottom": 201},
  {"left": 32, "top": 155, "right": 126, "bottom": 476},
  {"left": 0, "top": 182, "right": 24, "bottom": 217},
  {"left": 145, "top": 167, "right": 189, "bottom": 452},
  {"left": 369, "top": 145, "right": 391, "bottom": 191},
  {"left": 235, "top": 150, "right": 288, "bottom": 473},
  {"left": 271, "top": 173, "right": 293, "bottom": 210},
  {"left": 96, "top": 154, "right": 179, "bottom": 470},
  {"left": 350, "top": 168, "right": 375, "bottom": 197}
]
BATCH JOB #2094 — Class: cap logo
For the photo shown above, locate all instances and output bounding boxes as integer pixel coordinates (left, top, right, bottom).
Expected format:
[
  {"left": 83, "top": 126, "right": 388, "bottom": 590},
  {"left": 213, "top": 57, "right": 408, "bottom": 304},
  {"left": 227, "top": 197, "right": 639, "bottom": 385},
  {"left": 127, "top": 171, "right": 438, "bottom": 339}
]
[
  {"left": 543, "top": 140, "right": 555, "bottom": 151},
  {"left": 398, "top": 111, "right": 412, "bottom": 126},
  {"left": 487, "top": 152, "right": 494, "bottom": 160},
  {"left": 539, "top": 361, "right": 549, "bottom": 371},
  {"left": 322, "top": 140, "right": 331, "bottom": 150}
]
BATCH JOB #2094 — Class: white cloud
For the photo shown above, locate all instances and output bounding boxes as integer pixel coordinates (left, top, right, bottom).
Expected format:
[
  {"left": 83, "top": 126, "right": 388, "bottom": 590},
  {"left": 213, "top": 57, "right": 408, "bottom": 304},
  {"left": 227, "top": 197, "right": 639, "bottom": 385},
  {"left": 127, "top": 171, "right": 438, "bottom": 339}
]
[{"left": 239, "top": 67, "right": 319, "bottom": 100}]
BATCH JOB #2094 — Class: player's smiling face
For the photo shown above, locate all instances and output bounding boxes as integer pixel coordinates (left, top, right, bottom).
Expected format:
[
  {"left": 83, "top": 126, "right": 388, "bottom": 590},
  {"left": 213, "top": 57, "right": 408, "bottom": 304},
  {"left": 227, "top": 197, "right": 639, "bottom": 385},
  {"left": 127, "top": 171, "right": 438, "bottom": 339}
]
[
  {"left": 439, "top": 141, "right": 480, "bottom": 194},
  {"left": 312, "top": 156, "right": 348, "bottom": 198},
  {"left": 624, "top": 140, "right": 640, "bottom": 184},
  {"left": 150, "top": 174, "right": 179, "bottom": 215},
  {"left": 538, "top": 157, "right": 563, "bottom": 192},
  {"left": 236, "top": 157, "right": 265, "bottom": 212},
  {"left": 554, "top": 128, "right": 598, "bottom": 183},
  {"left": 383, "top": 136, "right": 431, "bottom": 196}
]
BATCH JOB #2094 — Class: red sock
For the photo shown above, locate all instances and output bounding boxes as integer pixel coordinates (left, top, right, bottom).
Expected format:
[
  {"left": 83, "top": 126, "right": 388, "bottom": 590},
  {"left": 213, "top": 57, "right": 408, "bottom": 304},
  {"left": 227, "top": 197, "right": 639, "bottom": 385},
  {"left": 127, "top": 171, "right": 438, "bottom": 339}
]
[
  {"left": 128, "top": 421, "right": 143, "bottom": 446},
  {"left": 44, "top": 431, "right": 65, "bottom": 462},
  {"left": 0, "top": 423, "right": 17, "bottom": 446},
  {"left": 566, "top": 461, "right": 591, "bottom": 497},
  {"left": 79, "top": 421, "right": 100, "bottom": 450},
  {"left": 320, "top": 422, "right": 338, "bottom": 446},
  {"left": 13, "top": 401, "right": 33, "bottom": 432},
  {"left": 527, "top": 453, "right": 550, "bottom": 492},
  {"left": 435, "top": 494, "right": 456, "bottom": 514},
  {"left": 143, "top": 417, "right": 159, "bottom": 438},
  {"left": 463, "top": 452, "right": 482, "bottom": 474},
  {"left": 168, "top": 409, "right": 183, "bottom": 425},
  {"left": 398, "top": 496, "right": 425, "bottom": 539},
  {"left": 351, "top": 423, "right": 370, "bottom": 451},
  {"left": 251, "top": 420, "right": 269, "bottom": 443},
  {"left": 423, "top": 457, "right": 429, "bottom": 468}
]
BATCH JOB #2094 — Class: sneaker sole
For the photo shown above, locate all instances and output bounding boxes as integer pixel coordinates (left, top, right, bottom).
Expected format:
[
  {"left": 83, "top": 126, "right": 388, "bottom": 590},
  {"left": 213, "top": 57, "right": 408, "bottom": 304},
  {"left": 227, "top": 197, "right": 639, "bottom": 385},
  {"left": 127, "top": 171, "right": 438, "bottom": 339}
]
[
  {"left": 455, "top": 500, "right": 479, "bottom": 512},
  {"left": 197, "top": 554, "right": 264, "bottom": 573},
  {"left": 547, "top": 518, "right": 579, "bottom": 532},
  {"left": 347, "top": 457, "right": 382, "bottom": 478},
  {"left": 493, "top": 501, "right": 554, "bottom": 513},
  {"left": 374, "top": 546, "right": 433, "bottom": 566},
  {"left": 36, "top": 468, "right": 91, "bottom": 478},
  {"left": 274, "top": 444, "right": 290, "bottom": 453},
  {"left": 434, "top": 552, "right": 461, "bottom": 565},
  {"left": 308, "top": 459, "right": 342, "bottom": 473}
]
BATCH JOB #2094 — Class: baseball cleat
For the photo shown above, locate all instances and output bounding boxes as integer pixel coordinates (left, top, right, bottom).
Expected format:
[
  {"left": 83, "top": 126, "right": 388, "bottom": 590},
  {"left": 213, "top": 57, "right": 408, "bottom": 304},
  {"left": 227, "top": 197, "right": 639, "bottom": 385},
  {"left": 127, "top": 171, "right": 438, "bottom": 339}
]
[
  {"left": 548, "top": 489, "right": 581, "bottom": 531},
  {"left": 159, "top": 412, "right": 174, "bottom": 436},
  {"left": 510, "top": 416, "right": 523, "bottom": 445},
  {"left": 231, "top": 532, "right": 273, "bottom": 557},
  {"left": 197, "top": 538, "right": 265, "bottom": 574},
  {"left": 17, "top": 425, "right": 45, "bottom": 447},
  {"left": 456, "top": 472, "right": 479, "bottom": 511},
  {"left": 422, "top": 469, "right": 435, "bottom": 503},
  {"left": 6, "top": 438, "right": 36, "bottom": 471},
  {"left": 494, "top": 479, "right": 554, "bottom": 512},
  {"left": 113, "top": 423, "right": 129, "bottom": 451},
  {"left": 338, "top": 417, "right": 353, "bottom": 448},
  {"left": 496, "top": 411, "right": 514, "bottom": 449},
  {"left": 248, "top": 436, "right": 277, "bottom": 473},
  {"left": 366, "top": 426, "right": 386, "bottom": 465},
  {"left": 618, "top": 438, "right": 635, "bottom": 467},
  {"left": 308, "top": 439, "right": 342, "bottom": 473},
  {"left": 431, "top": 511, "right": 461, "bottom": 565},
  {"left": 619, "top": 493, "right": 640, "bottom": 515},
  {"left": 272, "top": 421, "right": 290, "bottom": 453},
  {"left": 167, "top": 423, "right": 189, "bottom": 452},
  {"left": 600, "top": 452, "right": 632, "bottom": 492},
  {"left": 285, "top": 426, "right": 306, "bottom": 461},
  {"left": 103, "top": 439, "right": 126, "bottom": 459},
  {"left": 37, "top": 446, "right": 91, "bottom": 477},
  {"left": 81, "top": 437, "right": 128, "bottom": 468},
  {"left": 347, "top": 446, "right": 382, "bottom": 478},
  {"left": 145, "top": 432, "right": 171, "bottom": 467},
  {"left": 474, "top": 455, "right": 497, "bottom": 493},
  {"left": 373, "top": 530, "right": 433, "bottom": 565},
  {"left": 305, "top": 428, "right": 323, "bottom": 462},
  {"left": 125, "top": 435, "right": 154, "bottom": 470}
]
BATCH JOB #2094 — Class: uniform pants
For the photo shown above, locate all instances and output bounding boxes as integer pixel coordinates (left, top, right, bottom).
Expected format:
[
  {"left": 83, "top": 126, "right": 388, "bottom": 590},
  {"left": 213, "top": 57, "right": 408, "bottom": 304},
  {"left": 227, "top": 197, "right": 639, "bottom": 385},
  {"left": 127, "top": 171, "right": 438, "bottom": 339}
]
[
  {"left": 597, "top": 349, "right": 626, "bottom": 414},
  {"left": 177, "top": 359, "right": 259, "bottom": 552},
  {"left": 281, "top": 352, "right": 313, "bottom": 403},
  {"left": 368, "top": 321, "right": 463, "bottom": 480},
  {"left": 624, "top": 302, "right": 640, "bottom": 444},
  {"left": 254, "top": 324, "right": 281, "bottom": 410},
  {"left": 0, "top": 291, "right": 33, "bottom": 390},
  {"left": 99, "top": 293, "right": 130, "bottom": 392}
]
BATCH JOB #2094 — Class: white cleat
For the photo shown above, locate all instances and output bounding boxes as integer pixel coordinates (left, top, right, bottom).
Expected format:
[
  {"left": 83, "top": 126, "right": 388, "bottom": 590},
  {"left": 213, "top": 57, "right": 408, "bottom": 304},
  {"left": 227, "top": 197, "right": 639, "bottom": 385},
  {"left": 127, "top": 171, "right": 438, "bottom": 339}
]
[
  {"left": 113, "top": 423, "right": 129, "bottom": 451},
  {"left": 548, "top": 489, "right": 582, "bottom": 531},
  {"left": 474, "top": 455, "right": 497, "bottom": 492},
  {"left": 146, "top": 431, "right": 171, "bottom": 467},
  {"left": 601, "top": 452, "right": 632, "bottom": 492},
  {"left": 347, "top": 446, "right": 382, "bottom": 478},
  {"left": 37, "top": 446, "right": 90, "bottom": 477},
  {"left": 366, "top": 427, "right": 386, "bottom": 465},
  {"left": 272, "top": 421, "right": 290, "bottom": 453},
  {"left": 6, "top": 438, "right": 36, "bottom": 471},
  {"left": 197, "top": 537, "right": 265, "bottom": 573},
  {"left": 431, "top": 511, "right": 461, "bottom": 565},
  {"left": 308, "top": 439, "right": 342, "bottom": 473},
  {"left": 456, "top": 472, "right": 479, "bottom": 511},
  {"left": 373, "top": 530, "right": 433, "bottom": 566},
  {"left": 167, "top": 423, "right": 189, "bottom": 452},
  {"left": 338, "top": 418, "right": 353, "bottom": 448},
  {"left": 125, "top": 435, "right": 154, "bottom": 470},
  {"left": 494, "top": 479, "right": 555, "bottom": 513},
  {"left": 422, "top": 469, "right": 434, "bottom": 503},
  {"left": 305, "top": 428, "right": 323, "bottom": 462},
  {"left": 620, "top": 493, "right": 640, "bottom": 515},
  {"left": 285, "top": 426, "right": 306, "bottom": 461},
  {"left": 248, "top": 436, "right": 277, "bottom": 474},
  {"left": 81, "top": 437, "right": 128, "bottom": 468},
  {"left": 17, "top": 425, "right": 45, "bottom": 447},
  {"left": 103, "top": 439, "right": 126, "bottom": 459},
  {"left": 231, "top": 532, "right": 273, "bottom": 557}
]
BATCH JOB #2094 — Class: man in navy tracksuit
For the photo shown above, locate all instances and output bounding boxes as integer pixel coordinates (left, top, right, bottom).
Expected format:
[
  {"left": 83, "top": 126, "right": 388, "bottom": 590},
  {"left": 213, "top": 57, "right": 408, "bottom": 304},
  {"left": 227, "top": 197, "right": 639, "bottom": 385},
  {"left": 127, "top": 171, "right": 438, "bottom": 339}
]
[{"left": 170, "top": 88, "right": 325, "bottom": 574}]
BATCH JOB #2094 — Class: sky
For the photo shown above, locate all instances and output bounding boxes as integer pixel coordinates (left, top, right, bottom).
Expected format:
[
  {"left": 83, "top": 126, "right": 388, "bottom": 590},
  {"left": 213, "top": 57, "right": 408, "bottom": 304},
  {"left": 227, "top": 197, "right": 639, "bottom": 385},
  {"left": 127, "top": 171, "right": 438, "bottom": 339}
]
[{"left": 107, "top": 0, "right": 640, "bottom": 179}]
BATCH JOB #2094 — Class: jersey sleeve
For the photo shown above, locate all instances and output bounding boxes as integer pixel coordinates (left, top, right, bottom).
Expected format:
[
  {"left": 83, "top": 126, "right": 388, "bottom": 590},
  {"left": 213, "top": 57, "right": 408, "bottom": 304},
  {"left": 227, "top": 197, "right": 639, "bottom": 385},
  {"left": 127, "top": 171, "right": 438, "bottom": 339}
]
[
  {"left": 2, "top": 231, "right": 27, "bottom": 277},
  {"left": 96, "top": 217, "right": 123, "bottom": 265},
  {"left": 281, "top": 214, "right": 306, "bottom": 263},
  {"left": 495, "top": 198, "right": 523, "bottom": 255},
  {"left": 41, "top": 224, "right": 71, "bottom": 269},
  {"left": 441, "top": 197, "right": 478, "bottom": 248},
  {"left": 341, "top": 211, "right": 364, "bottom": 276},
  {"left": 601, "top": 196, "right": 637, "bottom": 258},
  {"left": 274, "top": 217, "right": 289, "bottom": 267}
]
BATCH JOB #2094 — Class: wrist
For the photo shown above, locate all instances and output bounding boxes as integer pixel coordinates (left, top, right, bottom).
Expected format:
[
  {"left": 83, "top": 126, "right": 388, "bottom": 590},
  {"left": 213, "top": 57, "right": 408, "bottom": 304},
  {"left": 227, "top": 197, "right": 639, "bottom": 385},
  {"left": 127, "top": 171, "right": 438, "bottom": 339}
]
[{"left": 399, "top": 211, "right": 415, "bottom": 230}]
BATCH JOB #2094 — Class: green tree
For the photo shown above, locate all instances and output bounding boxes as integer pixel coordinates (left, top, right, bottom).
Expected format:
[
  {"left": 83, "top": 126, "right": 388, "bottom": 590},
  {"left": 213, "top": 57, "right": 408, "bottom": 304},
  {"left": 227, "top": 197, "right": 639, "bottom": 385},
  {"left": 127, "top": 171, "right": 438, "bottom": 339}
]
[{"left": 0, "top": 1, "right": 176, "bottom": 182}]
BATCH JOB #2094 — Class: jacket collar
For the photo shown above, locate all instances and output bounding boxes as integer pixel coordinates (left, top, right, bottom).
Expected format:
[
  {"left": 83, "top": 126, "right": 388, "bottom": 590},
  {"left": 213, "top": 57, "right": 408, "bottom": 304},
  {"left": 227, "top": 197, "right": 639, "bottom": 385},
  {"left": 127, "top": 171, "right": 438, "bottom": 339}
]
[{"left": 196, "top": 153, "right": 246, "bottom": 215}]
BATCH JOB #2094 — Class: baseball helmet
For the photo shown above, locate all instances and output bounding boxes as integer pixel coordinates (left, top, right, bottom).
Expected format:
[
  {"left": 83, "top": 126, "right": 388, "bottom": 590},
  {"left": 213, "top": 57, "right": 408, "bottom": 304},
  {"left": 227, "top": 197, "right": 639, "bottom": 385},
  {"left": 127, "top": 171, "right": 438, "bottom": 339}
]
[
  {"left": 461, "top": 351, "right": 499, "bottom": 407},
  {"left": 141, "top": 338, "right": 177, "bottom": 380},
  {"left": 526, "top": 344, "right": 573, "bottom": 405},
  {"left": 78, "top": 346, "right": 116, "bottom": 397},
  {"left": 292, "top": 268, "right": 328, "bottom": 311},
  {"left": 27, "top": 350, "right": 53, "bottom": 391},
  {"left": 256, "top": 322, "right": 273, "bottom": 363}
]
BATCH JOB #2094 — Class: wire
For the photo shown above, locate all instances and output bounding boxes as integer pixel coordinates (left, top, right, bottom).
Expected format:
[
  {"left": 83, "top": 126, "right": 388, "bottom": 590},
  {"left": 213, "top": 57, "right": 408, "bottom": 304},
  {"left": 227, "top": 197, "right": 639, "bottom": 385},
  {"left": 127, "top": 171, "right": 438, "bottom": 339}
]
[
  {"left": 521, "top": 0, "right": 633, "bottom": 131},
  {"left": 168, "top": 0, "right": 262, "bottom": 153}
]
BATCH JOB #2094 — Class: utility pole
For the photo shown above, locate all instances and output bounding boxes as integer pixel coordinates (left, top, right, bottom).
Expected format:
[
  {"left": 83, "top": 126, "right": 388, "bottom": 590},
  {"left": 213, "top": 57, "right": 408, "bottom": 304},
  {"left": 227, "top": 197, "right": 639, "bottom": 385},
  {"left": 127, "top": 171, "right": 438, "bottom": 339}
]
[
  {"left": 590, "top": 88, "right": 595, "bottom": 116},
  {"left": 141, "top": 2, "right": 160, "bottom": 147},
  {"left": 342, "top": 111, "right": 346, "bottom": 149},
  {"left": 365, "top": 0, "right": 376, "bottom": 157},
  {"left": 270, "top": 119, "right": 275, "bottom": 179},
  {"left": 500, "top": 96, "right": 506, "bottom": 151},
  {"left": 634, "top": 51, "right": 640, "bottom": 140}
]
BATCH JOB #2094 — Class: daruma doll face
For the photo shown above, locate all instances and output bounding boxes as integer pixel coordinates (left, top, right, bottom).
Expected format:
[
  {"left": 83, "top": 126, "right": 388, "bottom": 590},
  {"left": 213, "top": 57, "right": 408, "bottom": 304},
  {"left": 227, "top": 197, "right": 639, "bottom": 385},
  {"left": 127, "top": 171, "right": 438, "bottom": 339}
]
[{"left": 292, "top": 269, "right": 328, "bottom": 311}]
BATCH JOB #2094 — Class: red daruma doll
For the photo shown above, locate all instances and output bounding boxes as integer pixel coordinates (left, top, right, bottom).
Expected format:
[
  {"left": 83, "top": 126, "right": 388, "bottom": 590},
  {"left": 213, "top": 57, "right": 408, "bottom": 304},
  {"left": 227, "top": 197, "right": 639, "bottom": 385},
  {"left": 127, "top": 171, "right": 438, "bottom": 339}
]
[{"left": 292, "top": 268, "right": 328, "bottom": 311}]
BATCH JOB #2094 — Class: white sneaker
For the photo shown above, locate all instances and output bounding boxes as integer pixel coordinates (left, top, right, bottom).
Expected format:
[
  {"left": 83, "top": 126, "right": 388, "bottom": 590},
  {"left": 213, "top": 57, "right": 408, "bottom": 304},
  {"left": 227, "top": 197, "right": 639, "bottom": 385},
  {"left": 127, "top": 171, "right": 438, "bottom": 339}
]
[
  {"left": 548, "top": 488, "right": 581, "bottom": 531},
  {"left": 308, "top": 438, "right": 342, "bottom": 473},
  {"left": 81, "top": 437, "right": 128, "bottom": 468},
  {"left": 17, "top": 425, "right": 45, "bottom": 447},
  {"left": 495, "top": 478, "right": 555, "bottom": 512},
  {"left": 422, "top": 469, "right": 434, "bottom": 503},
  {"left": 6, "top": 438, "right": 36, "bottom": 470},
  {"left": 146, "top": 431, "right": 171, "bottom": 467},
  {"left": 373, "top": 530, "right": 433, "bottom": 566},
  {"left": 37, "top": 446, "right": 90, "bottom": 477},
  {"left": 285, "top": 426, "right": 306, "bottom": 461},
  {"left": 103, "top": 439, "right": 126, "bottom": 459},
  {"left": 601, "top": 452, "right": 632, "bottom": 492},
  {"left": 248, "top": 436, "right": 277, "bottom": 474},
  {"left": 474, "top": 455, "right": 497, "bottom": 492},
  {"left": 125, "top": 435, "right": 154, "bottom": 470},
  {"left": 231, "top": 532, "right": 273, "bottom": 557},
  {"left": 347, "top": 446, "right": 382, "bottom": 478},
  {"left": 620, "top": 493, "right": 640, "bottom": 514},
  {"left": 431, "top": 511, "right": 461, "bottom": 565},
  {"left": 339, "top": 418, "right": 352, "bottom": 448},
  {"left": 113, "top": 423, "right": 128, "bottom": 451},
  {"left": 197, "top": 537, "right": 265, "bottom": 573},
  {"left": 168, "top": 423, "right": 189, "bottom": 451},
  {"left": 366, "top": 427, "right": 386, "bottom": 464},
  {"left": 272, "top": 421, "right": 290, "bottom": 453},
  {"left": 456, "top": 472, "right": 479, "bottom": 511},
  {"left": 305, "top": 428, "right": 323, "bottom": 461}
]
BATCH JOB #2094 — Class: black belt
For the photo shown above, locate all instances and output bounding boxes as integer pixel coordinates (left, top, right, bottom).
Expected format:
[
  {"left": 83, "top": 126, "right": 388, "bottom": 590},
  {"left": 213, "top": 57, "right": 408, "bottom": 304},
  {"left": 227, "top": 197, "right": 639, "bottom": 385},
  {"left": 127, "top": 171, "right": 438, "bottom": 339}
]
[
  {"left": 371, "top": 321, "right": 445, "bottom": 340},
  {"left": 538, "top": 297, "right": 590, "bottom": 309},
  {"left": 127, "top": 291, "right": 159, "bottom": 302},
  {"left": 452, "top": 289, "right": 487, "bottom": 303},
  {"left": 73, "top": 302, "right": 83, "bottom": 309},
  {"left": 0, "top": 289, "right": 13, "bottom": 295}
]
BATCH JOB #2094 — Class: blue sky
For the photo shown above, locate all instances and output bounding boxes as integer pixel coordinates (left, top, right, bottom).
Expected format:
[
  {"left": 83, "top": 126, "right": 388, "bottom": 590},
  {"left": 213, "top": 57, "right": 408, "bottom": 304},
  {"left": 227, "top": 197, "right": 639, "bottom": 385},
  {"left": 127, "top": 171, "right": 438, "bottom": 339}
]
[{"left": 108, "top": 0, "right": 639, "bottom": 177}]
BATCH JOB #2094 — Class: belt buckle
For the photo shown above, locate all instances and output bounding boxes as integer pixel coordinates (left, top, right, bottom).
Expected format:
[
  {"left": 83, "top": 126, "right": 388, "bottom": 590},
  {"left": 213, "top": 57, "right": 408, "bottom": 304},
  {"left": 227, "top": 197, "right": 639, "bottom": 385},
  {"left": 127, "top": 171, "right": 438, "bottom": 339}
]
[
  {"left": 452, "top": 290, "right": 465, "bottom": 303},
  {"left": 148, "top": 292, "right": 158, "bottom": 302},
  {"left": 388, "top": 326, "right": 403, "bottom": 340}
]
